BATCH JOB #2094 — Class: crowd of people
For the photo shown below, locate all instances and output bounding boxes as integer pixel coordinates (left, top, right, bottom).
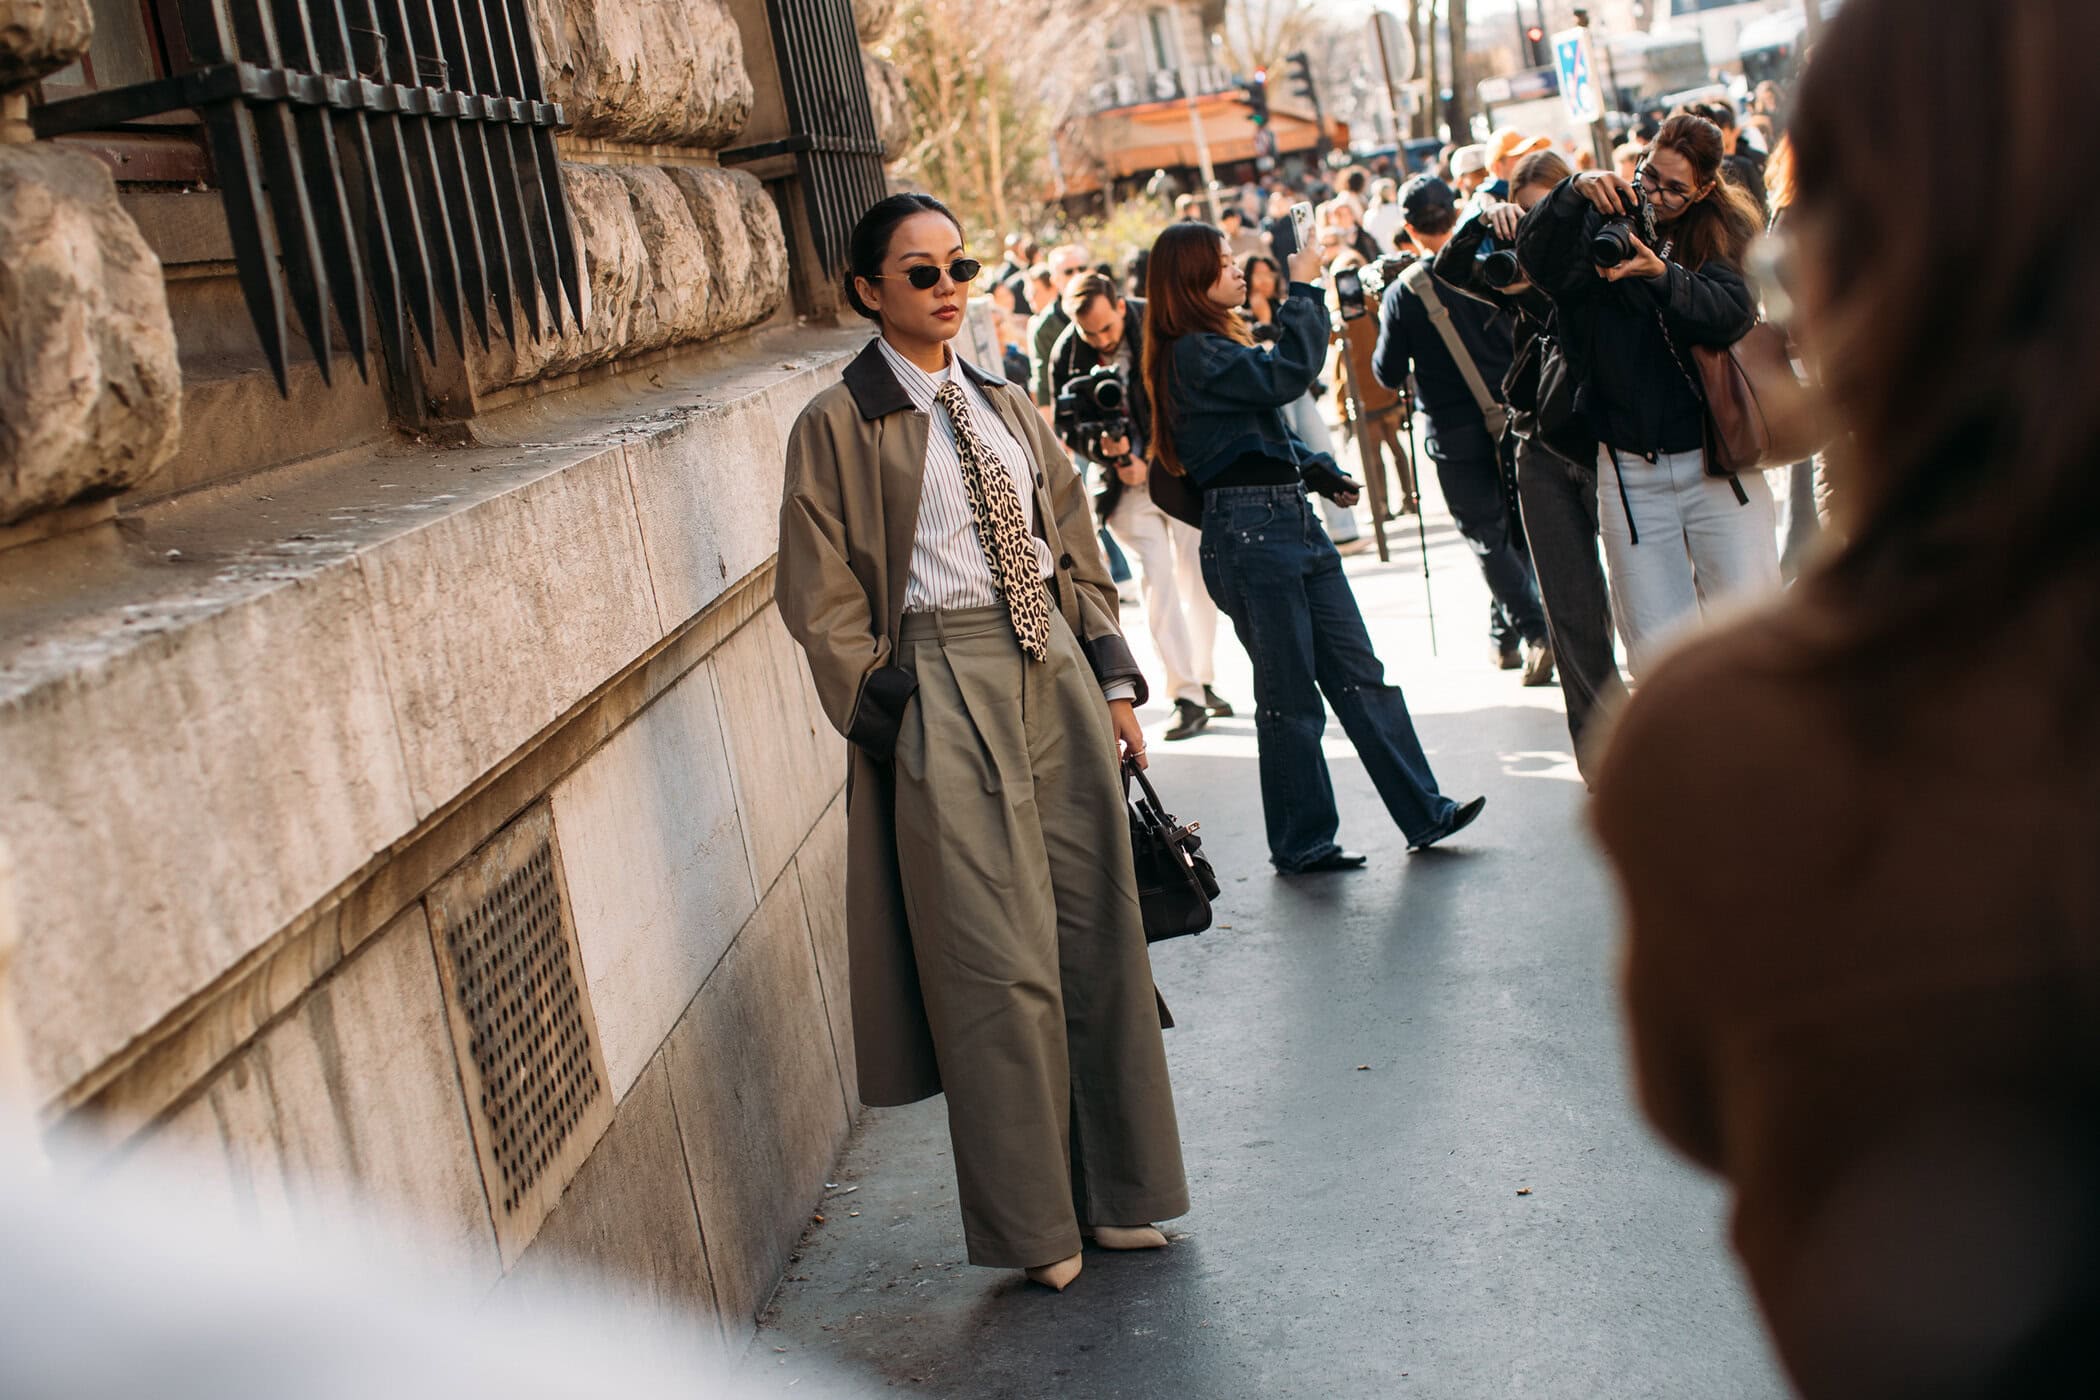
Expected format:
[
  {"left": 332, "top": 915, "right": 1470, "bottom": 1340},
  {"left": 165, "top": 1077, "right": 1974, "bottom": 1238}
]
[{"left": 776, "top": 0, "right": 2100, "bottom": 1387}]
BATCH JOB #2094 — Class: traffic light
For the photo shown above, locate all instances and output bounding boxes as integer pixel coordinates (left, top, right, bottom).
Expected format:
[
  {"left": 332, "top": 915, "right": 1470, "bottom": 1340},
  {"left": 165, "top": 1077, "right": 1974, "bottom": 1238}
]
[
  {"left": 1285, "top": 50, "right": 1319, "bottom": 110},
  {"left": 1234, "top": 70, "right": 1269, "bottom": 126},
  {"left": 1525, "top": 25, "right": 1547, "bottom": 66}
]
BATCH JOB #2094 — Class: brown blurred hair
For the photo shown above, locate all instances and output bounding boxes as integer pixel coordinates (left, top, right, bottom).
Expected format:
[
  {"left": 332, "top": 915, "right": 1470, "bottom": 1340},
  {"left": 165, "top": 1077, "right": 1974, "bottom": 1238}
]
[
  {"left": 1647, "top": 113, "right": 1762, "bottom": 271},
  {"left": 1143, "top": 223, "right": 1251, "bottom": 476},
  {"left": 1764, "top": 134, "right": 1797, "bottom": 220},
  {"left": 1791, "top": 0, "right": 2100, "bottom": 658},
  {"left": 1512, "top": 150, "right": 1572, "bottom": 196}
]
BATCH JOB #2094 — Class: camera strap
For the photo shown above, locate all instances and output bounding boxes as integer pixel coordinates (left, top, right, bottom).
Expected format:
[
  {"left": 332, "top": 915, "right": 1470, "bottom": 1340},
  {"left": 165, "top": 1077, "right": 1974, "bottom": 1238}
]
[{"left": 1400, "top": 261, "right": 1510, "bottom": 442}]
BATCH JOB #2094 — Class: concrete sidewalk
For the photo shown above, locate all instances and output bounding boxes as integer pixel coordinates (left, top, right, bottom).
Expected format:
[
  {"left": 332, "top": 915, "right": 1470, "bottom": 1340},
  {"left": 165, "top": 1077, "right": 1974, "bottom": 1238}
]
[{"left": 745, "top": 480, "right": 1790, "bottom": 1399}]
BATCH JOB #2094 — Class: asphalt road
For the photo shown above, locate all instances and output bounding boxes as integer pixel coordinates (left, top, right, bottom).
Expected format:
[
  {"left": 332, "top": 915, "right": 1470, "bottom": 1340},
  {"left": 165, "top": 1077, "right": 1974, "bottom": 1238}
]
[{"left": 747, "top": 474, "right": 1791, "bottom": 1399}]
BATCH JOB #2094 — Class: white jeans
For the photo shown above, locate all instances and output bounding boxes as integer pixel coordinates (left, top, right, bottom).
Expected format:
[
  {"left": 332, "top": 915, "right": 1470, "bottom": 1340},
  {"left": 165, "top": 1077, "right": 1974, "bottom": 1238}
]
[
  {"left": 1107, "top": 489, "right": 1217, "bottom": 707},
  {"left": 1596, "top": 445, "right": 1781, "bottom": 678}
]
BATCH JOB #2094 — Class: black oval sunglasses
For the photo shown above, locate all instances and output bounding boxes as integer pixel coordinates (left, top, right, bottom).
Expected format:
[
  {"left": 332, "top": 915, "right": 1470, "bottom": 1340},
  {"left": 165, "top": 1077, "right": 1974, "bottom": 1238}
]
[{"left": 869, "top": 258, "right": 982, "bottom": 290}]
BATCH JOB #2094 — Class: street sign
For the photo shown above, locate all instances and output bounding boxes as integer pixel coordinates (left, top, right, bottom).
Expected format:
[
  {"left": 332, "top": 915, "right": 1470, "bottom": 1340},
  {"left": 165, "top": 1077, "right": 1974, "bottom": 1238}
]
[
  {"left": 1553, "top": 27, "right": 1602, "bottom": 124},
  {"left": 1371, "top": 11, "right": 1415, "bottom": 88}
]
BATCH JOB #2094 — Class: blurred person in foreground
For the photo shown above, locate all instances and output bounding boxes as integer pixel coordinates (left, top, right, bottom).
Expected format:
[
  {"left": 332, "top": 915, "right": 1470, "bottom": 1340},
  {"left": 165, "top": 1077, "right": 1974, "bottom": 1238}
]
[
  {"left": 1594, "top": 1, "right": 2100, "bottom": 1394},
  {"left": 1145, "top": 224, "right": 1485, "bottom": 871},
  {"left": 1434, "top": 150, "right": 1626, "bottom": 778}
]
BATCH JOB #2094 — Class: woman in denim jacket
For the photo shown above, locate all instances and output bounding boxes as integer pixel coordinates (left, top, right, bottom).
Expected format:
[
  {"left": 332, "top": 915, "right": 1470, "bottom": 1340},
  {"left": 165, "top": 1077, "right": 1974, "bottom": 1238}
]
[{"left": 1140, "top": 223, "right": 1486, "bottom": 873}]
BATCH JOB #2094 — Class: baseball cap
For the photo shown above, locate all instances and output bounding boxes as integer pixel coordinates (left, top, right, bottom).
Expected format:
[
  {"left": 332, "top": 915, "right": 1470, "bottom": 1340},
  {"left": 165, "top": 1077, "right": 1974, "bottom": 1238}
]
[
  {"left": 1450, "top": 144, "right": 1490, "bottom": 178},
  {"left": 1488, "top": 128, "right": 1553, "bottom": 167},
  {"left": 1399, "top": 175, "right": 1456, "bottom": 224}
]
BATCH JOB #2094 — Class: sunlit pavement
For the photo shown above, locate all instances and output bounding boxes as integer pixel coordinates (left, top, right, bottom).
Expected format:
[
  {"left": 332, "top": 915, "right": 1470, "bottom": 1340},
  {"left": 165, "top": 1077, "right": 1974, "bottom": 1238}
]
[{"left": 746, "top": 449, "right": 1791, "bottom": 1399}]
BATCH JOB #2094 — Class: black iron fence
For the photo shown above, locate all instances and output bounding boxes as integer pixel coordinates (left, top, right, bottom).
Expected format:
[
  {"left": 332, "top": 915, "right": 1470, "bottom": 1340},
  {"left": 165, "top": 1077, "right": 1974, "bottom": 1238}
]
[
  {"left": 723, "top": 0, "right": 887, "bottom": 286},
  {"left": 34, "top": 0, "right": 583, "bottom": 393}
]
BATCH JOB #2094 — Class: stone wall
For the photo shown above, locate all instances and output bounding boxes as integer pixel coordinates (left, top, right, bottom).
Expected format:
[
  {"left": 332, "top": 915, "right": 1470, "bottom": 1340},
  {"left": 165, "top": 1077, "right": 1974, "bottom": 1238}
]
[
  {"left": 4, "top": 327, "right": 866, "bottom": 1339},
  {"left": 528, "top": 0, "right": 755, "bottom": 148}
]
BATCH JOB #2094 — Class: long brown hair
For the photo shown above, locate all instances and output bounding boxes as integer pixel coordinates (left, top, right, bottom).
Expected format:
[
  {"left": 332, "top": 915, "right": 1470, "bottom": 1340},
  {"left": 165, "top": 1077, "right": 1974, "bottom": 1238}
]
[
  {"left": 1511, "top": 149, "right": 1572, "bottom": 197},
  {"left": 1764, "top": 134, "right": 1797, "bottom": 221},
  {"left": 1648, "top": 113, "right": 1762, "bottom": 271},
  {"left": 1790, "top": 0, "right": 2100, "bottom": 666},
  {"left": 1143, "top": 223, "right": 1251, "bottom": 476}
]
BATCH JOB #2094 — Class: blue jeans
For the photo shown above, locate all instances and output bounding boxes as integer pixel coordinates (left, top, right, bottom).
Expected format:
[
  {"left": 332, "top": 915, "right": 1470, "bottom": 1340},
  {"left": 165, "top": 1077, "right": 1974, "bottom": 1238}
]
[{"left": 1199, "top": 485, "right": 1459, "bottom": 869}]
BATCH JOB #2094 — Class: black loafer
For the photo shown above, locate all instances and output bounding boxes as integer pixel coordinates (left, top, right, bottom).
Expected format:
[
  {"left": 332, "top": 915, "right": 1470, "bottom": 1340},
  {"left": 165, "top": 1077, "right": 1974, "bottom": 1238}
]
[
  {"left": 1408, "top": 795, "right": 1487, "bottom": 852},
  {"left": 1282, "top": 849, "right": 1369, "bottom": 874},
  {"left": 1202, "top": 686, "right": 1235, "bottom": 718}
]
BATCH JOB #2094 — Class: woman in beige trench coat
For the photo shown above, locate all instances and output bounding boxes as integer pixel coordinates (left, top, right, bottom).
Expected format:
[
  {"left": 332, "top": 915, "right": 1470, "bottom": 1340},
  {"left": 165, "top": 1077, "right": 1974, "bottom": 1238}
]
[{"left": 774, "top": 194, "right": 1188, "bottom": 1291}]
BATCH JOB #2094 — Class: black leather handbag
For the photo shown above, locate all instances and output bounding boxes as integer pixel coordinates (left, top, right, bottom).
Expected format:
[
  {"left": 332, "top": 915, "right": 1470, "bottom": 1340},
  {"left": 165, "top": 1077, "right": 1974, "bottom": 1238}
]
[{"left": 1123, "top": 757, "right": 1220, "bottom": 943}]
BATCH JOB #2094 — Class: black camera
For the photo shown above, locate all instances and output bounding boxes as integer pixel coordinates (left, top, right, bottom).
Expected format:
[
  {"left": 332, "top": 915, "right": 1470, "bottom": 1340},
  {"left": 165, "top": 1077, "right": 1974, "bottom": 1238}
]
[
  {"left": 1591, "top": 185, "right": 1658, "bottom": 268},
  {"left": 1476, "top": 236, "right": 1523, "bottom": 288},
  {"left": 1055, "top": 365, "right": 1133, "bottom": 463}
]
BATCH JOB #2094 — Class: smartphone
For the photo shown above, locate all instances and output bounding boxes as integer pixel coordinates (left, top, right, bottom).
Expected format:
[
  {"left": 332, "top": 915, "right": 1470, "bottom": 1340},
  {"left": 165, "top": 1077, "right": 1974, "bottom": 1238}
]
[
  {"left": 1288, "top": 202, "right": 1316, "bottom": 260},
  {"left": 1333, "top": 267, "right": 1367, "bottom": 321}
]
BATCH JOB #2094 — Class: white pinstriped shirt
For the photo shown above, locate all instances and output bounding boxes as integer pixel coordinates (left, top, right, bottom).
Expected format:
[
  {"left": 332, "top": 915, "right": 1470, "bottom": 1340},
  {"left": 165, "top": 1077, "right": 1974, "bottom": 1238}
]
[{"left": 877, "top": 337, "right": 1056, "bottom": 614}]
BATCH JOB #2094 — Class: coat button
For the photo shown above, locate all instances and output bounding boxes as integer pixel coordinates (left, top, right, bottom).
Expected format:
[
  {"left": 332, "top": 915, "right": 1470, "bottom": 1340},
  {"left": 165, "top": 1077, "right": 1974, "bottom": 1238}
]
[
  {"left": 1059, "top": 553, "right": 1075, "bottom": 569},
  {"left": 1037, "top": 473, "right": 1046, "bottom": 486}
]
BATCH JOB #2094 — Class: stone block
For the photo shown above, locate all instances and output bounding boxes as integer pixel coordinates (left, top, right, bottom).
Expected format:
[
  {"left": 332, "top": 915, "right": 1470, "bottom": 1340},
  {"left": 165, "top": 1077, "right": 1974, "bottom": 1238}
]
[
  {"left": 357, "top": 442, "right": 659, "bottom": 818},
  {"left": 710, "top": 606, "right": 845, "bottom": 891},
  {"left": 793, "top": 794, "right": 856, "bottom": 1110},
  {"left": 551, "top": 660, "right": 756, "bottom": 1100},
  {"left": 527, "top": 0, "right": 753, "bottom": 148},
  {"left": 1, "top": 563, "right": 416, "bottom": 1100},
  {"left": 508, "top": 1052, "right": 723, "bottom": 1340},
  {"left": 0, "top": 0, "right": 90, "bottom": 90},
  {"left": 862, "top": 50, "right": 911, "bottom": 163},
  {"left": 108, "top": 906, "right": 500, "bottom": 1285},
  {"left": 0, "top": 144, "right": 179, "bottom": 526},
  {"left": 663, "top": 166, "right": 787, "bottom": 333},
  {"left": 665, "top": 873, "right": 848, "bottom": 1333},
  {"left": 470, "top": 163, "right": 785, "bottom": 396},
  {"left": 621, "top": 376, "right": 791, "bottom": 630}
]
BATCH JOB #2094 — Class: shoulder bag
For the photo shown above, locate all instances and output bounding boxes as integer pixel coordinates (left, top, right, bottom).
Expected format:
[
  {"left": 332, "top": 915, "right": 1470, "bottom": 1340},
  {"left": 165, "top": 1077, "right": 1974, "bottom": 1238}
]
[
  {"left": 1124, "top": 757, "right": 1219, "bottom": 943},
  {"left": 1400, "top": 260, "right": 1510, "bottom": 441},
  {"left": 1689, "top": 322, "right": 1827, "bottom": 476}
]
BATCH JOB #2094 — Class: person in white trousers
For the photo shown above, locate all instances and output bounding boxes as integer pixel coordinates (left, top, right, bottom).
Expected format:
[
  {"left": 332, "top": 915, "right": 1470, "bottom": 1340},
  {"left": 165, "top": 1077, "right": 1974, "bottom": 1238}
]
[
  {"left": 1517, "top": 114, "right": 1783, "bottom": 679},
  {"left": 1597, "top": 446, "right": 1779, "bottom": 675},
  {"left": 1104, "top": 465, "right": 1224, "bottom": 740},
  {"left": 1048, "top": 273, "right": 1235, "bottom": 740}
]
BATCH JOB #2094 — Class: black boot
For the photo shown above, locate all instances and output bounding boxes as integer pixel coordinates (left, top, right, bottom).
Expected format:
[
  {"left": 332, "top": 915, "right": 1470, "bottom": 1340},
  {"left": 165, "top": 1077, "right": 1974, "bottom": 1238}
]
[
  {"left": 1164, "top": 699, "right": 1209, "bottom": 741},
  {"left": 1202, "top": 686, "right": 1235, "bottom": 718}
]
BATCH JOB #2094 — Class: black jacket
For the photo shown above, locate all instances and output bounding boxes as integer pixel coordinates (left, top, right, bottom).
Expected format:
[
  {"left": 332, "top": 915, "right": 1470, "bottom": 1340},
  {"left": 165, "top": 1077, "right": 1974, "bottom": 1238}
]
[
  {"left": 1515, "top": 177, "right": 1757, "bottom": 456},
  {"left": 1371, "top": 247, "right": 1516, "bottom": 429},
  {"left": 1433, "top": 208, "right": 1595, "bottom": 469},
  {"left": 1050, "top": 297, "right": 1149, "bottom": 518}
]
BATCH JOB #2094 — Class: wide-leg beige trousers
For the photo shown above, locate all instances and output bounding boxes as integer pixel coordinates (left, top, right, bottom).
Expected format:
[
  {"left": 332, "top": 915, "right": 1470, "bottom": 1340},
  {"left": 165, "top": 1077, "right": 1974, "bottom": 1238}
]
[{"left": 893, "top": 604, "right": 1189, "bottom": 1269}]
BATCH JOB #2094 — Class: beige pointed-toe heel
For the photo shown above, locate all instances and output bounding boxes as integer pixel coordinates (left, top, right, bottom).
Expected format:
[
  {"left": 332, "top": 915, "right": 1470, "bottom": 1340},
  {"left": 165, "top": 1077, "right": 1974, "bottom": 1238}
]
[
  {"left": 1086, "top": 1225, "right": 1168, "bottom": 1250},
  {"left": 1025, "top": 1251, "right": 1083, "bottom": 1291}
]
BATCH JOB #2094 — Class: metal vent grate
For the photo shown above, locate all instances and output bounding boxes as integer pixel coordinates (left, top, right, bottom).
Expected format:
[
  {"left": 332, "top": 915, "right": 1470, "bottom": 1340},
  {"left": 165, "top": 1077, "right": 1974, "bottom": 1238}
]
[
  {"left": 441, "top": 839, "right": 600, "bottom": 1214},
  {"left": 426, "top": 804, "right": 612, "bottom": 1262}
]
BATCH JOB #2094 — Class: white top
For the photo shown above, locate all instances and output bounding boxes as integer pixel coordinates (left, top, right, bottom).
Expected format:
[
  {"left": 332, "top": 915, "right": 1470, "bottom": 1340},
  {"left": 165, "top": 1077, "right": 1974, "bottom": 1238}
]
[
  {"left": 878, "top": 337, "right": 1055, "bottom": 613},
  {"left": 877, "top": 338, "right": 1134, "bottom": 702}
]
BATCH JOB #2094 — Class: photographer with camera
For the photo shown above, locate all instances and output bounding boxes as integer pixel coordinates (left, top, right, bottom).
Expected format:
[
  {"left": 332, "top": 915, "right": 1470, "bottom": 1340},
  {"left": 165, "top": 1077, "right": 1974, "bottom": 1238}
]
[
  {"left": 1051, "top": 273, "right": 1233, "bottom": 741},
  {"left": 1373, "top": 175, "right": 1554, "bottom": 682},
  {"left": 1515, "top": 113, "right": 1776, "bottom": 678},
  {"left": 1142, "top": 222, "right": 1486, "bottom": 873},
  {"left": 1433, "top": 150, "right": 1626, "bottom": 775}
]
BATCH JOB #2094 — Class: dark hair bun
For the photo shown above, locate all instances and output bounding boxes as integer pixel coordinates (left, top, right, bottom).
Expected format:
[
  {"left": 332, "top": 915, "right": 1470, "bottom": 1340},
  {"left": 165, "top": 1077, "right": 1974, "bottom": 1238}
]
[{"left": 844, "top": 192, "right": 962, "bottom": 322}]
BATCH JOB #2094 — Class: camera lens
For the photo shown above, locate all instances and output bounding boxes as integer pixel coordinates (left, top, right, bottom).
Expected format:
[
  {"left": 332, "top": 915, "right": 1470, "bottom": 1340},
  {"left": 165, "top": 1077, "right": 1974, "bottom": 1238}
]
[
  {"left": 1590, "top": 223, "right": 1635, "bottom": 268},
  {"left": 1481, "top": 250, "right": 1522, "bottom": 287},
  {"left": 1093, "top": 376, "right": 1125, "bottom": 412}
]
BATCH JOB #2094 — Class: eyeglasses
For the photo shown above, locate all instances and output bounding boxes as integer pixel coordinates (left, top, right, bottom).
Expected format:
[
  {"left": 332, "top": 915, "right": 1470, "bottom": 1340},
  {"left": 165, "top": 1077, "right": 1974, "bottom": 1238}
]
[
  {"left": 868, "top": 258, "right": 983, "bottom": 291},
  {"left": 1635, "top": 162, "right": 1700, "bottom": 206}
]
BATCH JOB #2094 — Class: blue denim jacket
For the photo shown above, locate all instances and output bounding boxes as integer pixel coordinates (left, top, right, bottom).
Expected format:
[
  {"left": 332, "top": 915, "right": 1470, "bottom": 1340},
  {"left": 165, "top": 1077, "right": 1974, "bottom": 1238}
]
[{"left": 1164, "top": 283, "right": 1331, "bottom": 484}]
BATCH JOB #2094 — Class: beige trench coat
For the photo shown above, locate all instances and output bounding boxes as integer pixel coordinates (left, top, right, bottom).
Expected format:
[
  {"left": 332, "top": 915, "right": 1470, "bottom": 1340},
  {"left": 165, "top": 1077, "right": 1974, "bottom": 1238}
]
[{"left": 775, "top": 338, "right": 1149, "bottom": 1107}]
